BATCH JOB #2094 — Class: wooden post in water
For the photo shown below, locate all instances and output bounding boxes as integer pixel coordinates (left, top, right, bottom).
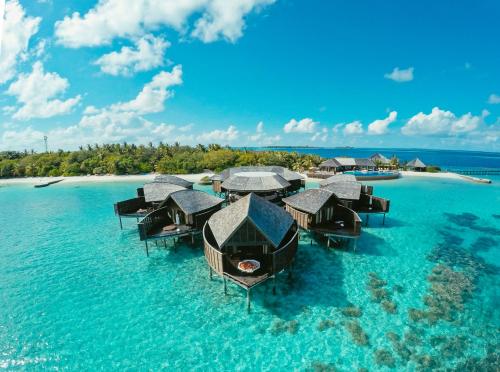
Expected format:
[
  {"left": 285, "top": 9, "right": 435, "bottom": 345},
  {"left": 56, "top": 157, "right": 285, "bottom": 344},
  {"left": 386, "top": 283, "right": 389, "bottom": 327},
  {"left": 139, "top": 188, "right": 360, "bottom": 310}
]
[
  {"left": 119, "top": 216, "right": 123, "bottom": 230},
  {"left": 272, "top": 276, "right": 276, "bottom": 295},
  {"left": 223, "top": 277, "right": 227, "bottom": 295},
  {"left": 382, "top": 213, "right": 386, "bottom": 225},
  {"left": 366, "top": 214, "right": 370, "bottom": 227},
  {"left": 145, "top": 240, "right": 149, "bottom": 257},
  {"left": 209, "top": 267, "right": 213, "bottom": 280},
  {"left": 247, "top": 288, "right": 251, "bottom": 312}
]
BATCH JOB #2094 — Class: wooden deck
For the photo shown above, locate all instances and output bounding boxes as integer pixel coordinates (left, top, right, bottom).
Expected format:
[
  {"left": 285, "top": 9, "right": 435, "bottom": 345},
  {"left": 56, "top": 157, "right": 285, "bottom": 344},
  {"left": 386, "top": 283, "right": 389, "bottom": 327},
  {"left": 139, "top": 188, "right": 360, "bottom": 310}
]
[
  {"left": 148, "top": 224, "right": 196, "bottom": 240},
  {"left": 312, "top": 225, "right": 360, "bottom": 238},
  {"left": 224, "top": 272, "right": 270, "bottom": 289}
]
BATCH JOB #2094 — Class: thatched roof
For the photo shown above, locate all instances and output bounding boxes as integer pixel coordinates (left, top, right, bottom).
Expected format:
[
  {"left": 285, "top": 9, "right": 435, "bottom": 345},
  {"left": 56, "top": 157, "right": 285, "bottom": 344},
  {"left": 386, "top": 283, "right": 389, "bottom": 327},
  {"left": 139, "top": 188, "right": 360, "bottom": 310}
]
[
  {"left": 319, "top": 174, "right": 357, "bottom": 187},
  {"left": 283, "top": 188, "right": 338, "bottom": 214},
  {"left": 214, "top": 166, "right": 303, "bottom": 183},
  {"left": 407, "top": 158, "right": 426, "bottom": 168},
  {"left": 370, "top": 153, "right": 390, "bottom": 164},
  {"left": 167, "top": 190, "right": 223, "bottom": 215},
  {"left": 322, "top": 181, "right": 362, "bottom": 200},
  {"left": 207, "top": 193, "right": 294, "bottom": 249},
  {"left": 335, "top": 157, "right": 356, "bottom": 166},
  {"left": 221, "top": 172, "right": 291, "bottom": 192},
  {"left": 143, "top": 183, "right": 185, "bottom": 203},
  {"left": 319, "top": 158, "right": 342, "bottom": 168},
  {"left": 355, "top": 158, "right": 376, "bottom": 167},
  {"left": 153, "top": 174, "right": 194, "bottom": 188}
]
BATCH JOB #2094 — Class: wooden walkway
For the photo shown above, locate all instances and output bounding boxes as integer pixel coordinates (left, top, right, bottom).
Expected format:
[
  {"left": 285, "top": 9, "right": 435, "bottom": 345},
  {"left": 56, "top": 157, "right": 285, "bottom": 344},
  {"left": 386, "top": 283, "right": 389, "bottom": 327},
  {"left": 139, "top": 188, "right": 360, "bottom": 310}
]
[{"left": 449, "top": 169, "right": 500, "bottom": 176}]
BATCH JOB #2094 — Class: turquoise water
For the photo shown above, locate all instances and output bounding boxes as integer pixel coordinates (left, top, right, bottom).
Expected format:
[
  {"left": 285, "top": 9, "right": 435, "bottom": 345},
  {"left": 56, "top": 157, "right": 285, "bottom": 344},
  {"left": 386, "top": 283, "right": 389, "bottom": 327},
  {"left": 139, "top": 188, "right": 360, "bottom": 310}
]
[
  {"left": 344, "top": 171, "right": 397, "bottom": 177},
  {"left": 0, "top": 177, "right": 499, "bottom": 370}
]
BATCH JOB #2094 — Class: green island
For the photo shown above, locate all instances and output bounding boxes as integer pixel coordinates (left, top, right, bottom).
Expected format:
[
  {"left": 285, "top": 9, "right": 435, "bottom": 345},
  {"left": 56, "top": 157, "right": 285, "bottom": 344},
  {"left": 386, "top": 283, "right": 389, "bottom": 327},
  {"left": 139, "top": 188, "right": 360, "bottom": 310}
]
[{"left": 0, "top": 143, "right": 322, "bottom": 177}]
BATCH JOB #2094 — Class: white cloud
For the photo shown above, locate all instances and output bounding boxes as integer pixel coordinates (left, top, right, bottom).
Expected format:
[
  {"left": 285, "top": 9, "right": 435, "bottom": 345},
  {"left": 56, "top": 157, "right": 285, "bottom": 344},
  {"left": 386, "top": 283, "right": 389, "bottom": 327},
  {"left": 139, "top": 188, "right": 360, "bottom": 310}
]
[
  {"left": 283, "top": 118, "right": 318, "bottom": 133},
  {"left": 191, "top": 0, "right": 274, "bottom": 43},
  {"left": 0, "top": 0, "right": 41, "bottom": 84},
  {"left": 488, "top": 94, "right": 500, "bottom": 104},
  {"left": 311, "top": 127, "right": 328, "bottom": 142},
  {"left": 402, "top": 107, "right": 485, "bottom": 136},
  {"left": 6, "top": 61, "right": 81, "bottom": 120},
  {"left": 45, "top": 64, "right": 184, "bottom": 147},
  {"left": 94, "top": 35, "right": 169, "bottom": 76},
  {"left": 248, "top": 121, "right": 280, "bottom": 144},
  {"left": 367, "top": 111, "right": 398, "bottom": 135},
  {"left": 178, "top": 123, "right": 194, "bottom": 132},
  {"left": 197, "top": 125, "right": 239, "bottom": 143},
  {"left": 107, "top": 64, "right": 183, "bottom": 114},
  {"left": 384, "top": 67, "right": 414, "bottom": 83},
  {"left": 54, "top": 0, "right": 275, "bottom": 47},
  {"left": 249, "top": 121, "right": 264, "bottom": 141},
  {"left": 343, "top": 121, "right": 363, "bottom": 135}
]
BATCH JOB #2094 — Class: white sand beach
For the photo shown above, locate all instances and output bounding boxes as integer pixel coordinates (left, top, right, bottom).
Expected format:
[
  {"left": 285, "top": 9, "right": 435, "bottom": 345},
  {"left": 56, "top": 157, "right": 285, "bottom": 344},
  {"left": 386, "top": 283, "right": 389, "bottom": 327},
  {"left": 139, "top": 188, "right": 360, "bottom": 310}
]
[
  {"left": 0, "top": 172, "right": 214, "bottom": 186},
  {"left": 0, "top": 170, "right": 490, "bottom": 186}
]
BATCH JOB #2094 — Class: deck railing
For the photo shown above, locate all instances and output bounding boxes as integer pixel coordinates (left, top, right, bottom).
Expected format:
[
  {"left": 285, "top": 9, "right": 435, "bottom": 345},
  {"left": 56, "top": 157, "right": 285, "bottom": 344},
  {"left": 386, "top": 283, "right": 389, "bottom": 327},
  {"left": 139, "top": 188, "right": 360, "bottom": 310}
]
[
  {"left": 358, "top": 194, "right": 390, "bottom": 213},
  {"left": 114, "top": 196, "right": 148, "bottom": 215},
  {"left": 203, "top": 223, "right": 224, "bottom": 274},
  {"left": 272, "top": 225, "right": 299, "bottom": 273},
  {"left": 203, "top": 222, "right": 299, "bottom": 276},
  {"left": 335, "top": 204, "right": 362, "bottom": 236},
  {"left": 137, "top": 207, "right": 171, "bottom": 241}
]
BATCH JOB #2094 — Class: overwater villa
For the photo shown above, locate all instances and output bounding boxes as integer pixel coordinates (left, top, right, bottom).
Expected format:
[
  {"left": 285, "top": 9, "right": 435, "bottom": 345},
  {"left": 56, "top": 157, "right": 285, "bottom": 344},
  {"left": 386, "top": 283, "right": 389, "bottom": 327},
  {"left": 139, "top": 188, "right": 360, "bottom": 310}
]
[
  {"left": 203, "top": 193, "right": 299, "bottom": 309},
  {"left": 320, "top": 174, "right": 390, "bottom": 225},
  {"left": 211, "top": 166, "right": 304, "bottom": 203},
  {"left": 114, "top": 175, "right": 192, "bottom": 228},
  {"left": 283, "top": 188, "right": 361, "bottom": 247},
  {"left": 138, "top": 189, "right": 224, "bottom": 255},
  {"left": 406, "top": 158, "right": 426, "bottom": 171}
]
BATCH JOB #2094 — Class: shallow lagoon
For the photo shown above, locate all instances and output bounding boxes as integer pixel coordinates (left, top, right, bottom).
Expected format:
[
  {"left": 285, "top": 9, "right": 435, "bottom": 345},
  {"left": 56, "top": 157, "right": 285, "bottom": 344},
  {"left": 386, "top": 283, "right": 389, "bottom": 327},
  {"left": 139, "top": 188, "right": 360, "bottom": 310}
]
[{"left": 0, "top": 176, "right": 499, "bottom": 370}]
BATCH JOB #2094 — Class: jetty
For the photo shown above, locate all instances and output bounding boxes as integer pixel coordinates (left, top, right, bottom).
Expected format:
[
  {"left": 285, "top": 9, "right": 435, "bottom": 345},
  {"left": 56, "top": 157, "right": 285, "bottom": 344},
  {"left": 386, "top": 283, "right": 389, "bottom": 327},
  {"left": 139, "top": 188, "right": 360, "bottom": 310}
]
[
  {"left": 34, "top": 179, "right": 64, "bottom": 188},
  {"left": 449, "top": 169, "right": 499, "bottom": 176}
]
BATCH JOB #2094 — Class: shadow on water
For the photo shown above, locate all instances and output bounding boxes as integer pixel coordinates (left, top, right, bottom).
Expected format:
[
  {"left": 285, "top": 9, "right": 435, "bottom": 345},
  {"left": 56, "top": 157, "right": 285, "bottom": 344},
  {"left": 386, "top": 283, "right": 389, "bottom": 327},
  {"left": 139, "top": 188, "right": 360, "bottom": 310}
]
[
  {"left": 356, "top": 231, "right": 396, "bottom": 256},
  {"left": 379, "top": 216, "right": 405, "bottom": 228},
  {"left": 255, "top": 240, "right": 349, "bottom": 318}
]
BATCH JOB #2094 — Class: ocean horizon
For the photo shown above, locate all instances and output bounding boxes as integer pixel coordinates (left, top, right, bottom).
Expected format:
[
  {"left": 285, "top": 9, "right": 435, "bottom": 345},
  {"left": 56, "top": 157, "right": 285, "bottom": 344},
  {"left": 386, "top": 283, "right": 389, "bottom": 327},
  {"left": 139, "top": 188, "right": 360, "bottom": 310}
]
[{"left": 245, "top": 147, "right": 500, "bottom": 170}]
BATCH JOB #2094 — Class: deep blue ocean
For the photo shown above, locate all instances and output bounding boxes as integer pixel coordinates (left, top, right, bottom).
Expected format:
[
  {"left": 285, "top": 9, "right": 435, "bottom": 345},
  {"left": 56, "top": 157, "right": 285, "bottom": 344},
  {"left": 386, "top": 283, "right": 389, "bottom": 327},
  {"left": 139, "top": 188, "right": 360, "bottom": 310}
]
[{"left": 250, "top": 147, "right": 500, "bottom": 170}]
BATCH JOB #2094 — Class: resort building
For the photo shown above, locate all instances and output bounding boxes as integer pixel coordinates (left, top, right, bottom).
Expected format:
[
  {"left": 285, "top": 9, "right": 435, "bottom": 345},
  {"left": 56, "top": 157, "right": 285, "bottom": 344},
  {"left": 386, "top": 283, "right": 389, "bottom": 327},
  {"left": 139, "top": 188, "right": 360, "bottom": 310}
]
[
  {"left": 320, "top": 175, "right": 390, "bottom": 225},
  {"left": 152, "top": 174, "right": 194, "bottom": 189},
  {"left": 114, "top": 175, "right": 193, "bottom": 228},
  {"left": 211, "top": 166, "right": 304, "bottom": 203},
  {"left": 406, "top": 158, "right": 426, "bottom": 171},
  {"left": 370, "top": 153, "right": 391, "bottom": 167},
  {"left": 138, "top": 189, "right": 224, "bottom": 255},
  {"left": 318, "top": 157, "right": 376, "bottom": 174},
  {"left": 282, "top": 189, "right": 361, "bottom": 246},
  {"left": 143, "top": 182, "right": 186, "bottom": 206},
  {"left": 114, "top": 186, "right": 151, "bottom": 228},
  {"left": 203, "top": 193, "right": 299, "bottom": 309}
]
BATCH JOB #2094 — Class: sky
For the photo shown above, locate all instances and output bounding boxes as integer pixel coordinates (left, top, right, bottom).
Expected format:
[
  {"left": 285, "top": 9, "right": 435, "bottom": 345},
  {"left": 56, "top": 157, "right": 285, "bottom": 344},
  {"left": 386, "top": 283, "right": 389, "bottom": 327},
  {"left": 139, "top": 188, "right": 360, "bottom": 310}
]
[{"left": 0, "top": 0, "right": 499, "bottom": 152}]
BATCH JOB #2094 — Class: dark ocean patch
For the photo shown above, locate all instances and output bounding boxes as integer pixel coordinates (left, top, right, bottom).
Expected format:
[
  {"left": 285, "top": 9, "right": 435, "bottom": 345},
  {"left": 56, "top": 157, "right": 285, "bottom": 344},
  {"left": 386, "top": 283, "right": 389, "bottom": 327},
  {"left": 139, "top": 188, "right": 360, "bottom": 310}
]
[
  {"left": 471, "top": 236, "right": 498, "bottom": 252},
  {"left": 444, "top": 212, "right": 500, "bottom": 236}
]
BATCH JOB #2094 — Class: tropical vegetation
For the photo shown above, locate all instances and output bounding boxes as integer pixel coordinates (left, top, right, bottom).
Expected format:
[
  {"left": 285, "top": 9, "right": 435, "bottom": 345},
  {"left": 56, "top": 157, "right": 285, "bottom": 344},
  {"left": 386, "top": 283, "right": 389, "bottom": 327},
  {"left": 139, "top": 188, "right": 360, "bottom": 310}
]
[{"left": 0, "top": 143, "right": 323, "bottom": 178}]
